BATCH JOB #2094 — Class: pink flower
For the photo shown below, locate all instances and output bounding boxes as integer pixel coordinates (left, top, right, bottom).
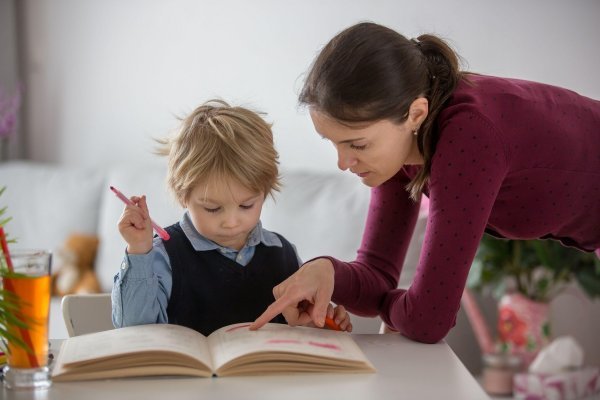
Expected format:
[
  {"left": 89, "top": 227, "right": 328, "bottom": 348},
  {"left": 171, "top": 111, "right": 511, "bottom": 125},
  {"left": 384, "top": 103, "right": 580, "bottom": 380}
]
[
  {"left": 0, "top": 86, "right": 22, "bottom": 139},
  {"left": 498, "top": 308, "right": 527, "bottom": 346}
]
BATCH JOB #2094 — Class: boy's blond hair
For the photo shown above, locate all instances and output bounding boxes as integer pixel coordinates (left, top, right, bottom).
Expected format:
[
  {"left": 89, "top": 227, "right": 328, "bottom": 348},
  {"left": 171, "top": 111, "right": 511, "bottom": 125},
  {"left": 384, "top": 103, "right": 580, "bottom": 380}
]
[{"left": 156, "top": 99, "right": 281, "bottom": 206}]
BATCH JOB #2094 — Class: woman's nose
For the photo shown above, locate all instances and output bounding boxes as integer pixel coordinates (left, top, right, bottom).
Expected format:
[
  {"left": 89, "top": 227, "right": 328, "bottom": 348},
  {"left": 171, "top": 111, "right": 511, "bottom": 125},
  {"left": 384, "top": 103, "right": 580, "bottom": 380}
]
[{"left": 337, "top": 149, "right": 358, "bottom": 171}]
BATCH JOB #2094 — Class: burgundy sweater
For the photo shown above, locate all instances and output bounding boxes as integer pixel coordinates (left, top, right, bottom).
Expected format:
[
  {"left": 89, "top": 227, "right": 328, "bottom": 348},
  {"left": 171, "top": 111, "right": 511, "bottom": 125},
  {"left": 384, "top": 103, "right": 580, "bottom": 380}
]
[{"left": 329, "top": 74, "right": 600, "bottom": 343}]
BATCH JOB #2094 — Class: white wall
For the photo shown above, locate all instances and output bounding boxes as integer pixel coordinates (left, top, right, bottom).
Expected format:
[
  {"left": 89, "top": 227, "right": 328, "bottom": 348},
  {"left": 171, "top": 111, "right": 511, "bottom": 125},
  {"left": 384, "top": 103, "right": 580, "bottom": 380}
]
[{"left": 18, "top": 0, "right": 600, "bottom": 172}]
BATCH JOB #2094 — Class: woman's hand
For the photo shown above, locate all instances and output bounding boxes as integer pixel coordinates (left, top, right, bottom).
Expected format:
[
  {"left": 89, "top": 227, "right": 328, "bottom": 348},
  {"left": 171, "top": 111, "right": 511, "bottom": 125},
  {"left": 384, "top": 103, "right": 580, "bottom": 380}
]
[
  {"left": 250, "top": 258, "right": 335, "bottom": 330},
  {"left": 117, "top": 195, "right": 153, "bottom": 255},
  {"left": 301, "top": 303, "right": 353, "bottom": 332},
  {"left": 328, "top": 304, "right": 353, "bottom": 332}
]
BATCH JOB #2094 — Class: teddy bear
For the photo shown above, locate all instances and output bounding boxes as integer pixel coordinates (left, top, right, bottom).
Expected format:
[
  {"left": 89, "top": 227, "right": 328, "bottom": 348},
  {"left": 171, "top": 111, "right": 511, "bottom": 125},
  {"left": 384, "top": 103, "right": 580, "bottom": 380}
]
[{"left": 52, "top": 233, "right": 102, "bottom": 296}]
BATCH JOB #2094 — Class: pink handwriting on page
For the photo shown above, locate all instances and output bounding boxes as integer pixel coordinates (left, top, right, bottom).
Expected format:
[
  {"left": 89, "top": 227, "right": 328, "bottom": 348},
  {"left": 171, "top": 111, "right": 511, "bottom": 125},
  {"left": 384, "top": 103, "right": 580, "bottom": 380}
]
[
  {"left": 225, "top": 324, "right": 252, "bottom": 333},
  {"left": 308, "top": 341, "right": 341, "bottom": 351}
]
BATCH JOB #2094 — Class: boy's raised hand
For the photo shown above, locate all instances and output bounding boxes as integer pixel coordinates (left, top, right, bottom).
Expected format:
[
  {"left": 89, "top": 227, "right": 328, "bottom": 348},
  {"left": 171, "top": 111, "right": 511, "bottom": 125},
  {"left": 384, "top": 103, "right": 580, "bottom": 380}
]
[{"left": 117, "top": 195, "right": 153, "bottom": 254}]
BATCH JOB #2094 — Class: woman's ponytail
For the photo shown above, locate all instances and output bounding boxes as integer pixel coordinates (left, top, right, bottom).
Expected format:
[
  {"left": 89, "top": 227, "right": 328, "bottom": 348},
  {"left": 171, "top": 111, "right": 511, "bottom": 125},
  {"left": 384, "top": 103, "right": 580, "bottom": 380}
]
[{"left": 407, "top": 34, "right": 465, "bottom": 200}]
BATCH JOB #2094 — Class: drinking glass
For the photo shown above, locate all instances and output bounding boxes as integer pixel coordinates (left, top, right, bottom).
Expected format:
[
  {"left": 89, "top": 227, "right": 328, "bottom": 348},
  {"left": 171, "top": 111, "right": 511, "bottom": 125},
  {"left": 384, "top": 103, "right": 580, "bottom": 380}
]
[{"left": 2, "top": 249, "right": 52, "bottom": 390}]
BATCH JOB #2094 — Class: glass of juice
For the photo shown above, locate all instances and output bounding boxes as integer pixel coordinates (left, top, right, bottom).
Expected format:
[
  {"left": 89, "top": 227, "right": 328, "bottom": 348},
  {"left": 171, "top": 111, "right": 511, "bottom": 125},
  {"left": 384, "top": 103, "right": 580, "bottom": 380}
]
[{"left": 2, "top": 249, "right": 52, "bottom": 390}]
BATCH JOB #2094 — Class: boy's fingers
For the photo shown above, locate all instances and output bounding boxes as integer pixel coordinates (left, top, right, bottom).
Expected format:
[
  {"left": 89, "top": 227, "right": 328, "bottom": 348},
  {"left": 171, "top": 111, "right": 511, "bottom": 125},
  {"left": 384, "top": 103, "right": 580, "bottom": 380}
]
[
  {"left": 138, "top": 195, "right": 150, "bottom": 219},
  {"left": 131, "top": 217, "right": 143, "bottom": 229},
  {"left": 333, "top": 304, "right": 346, "bottom": 319},
  {"left": 326, "top": 304, "right": 334, "bottom": 319},
  {"left": 122, "top": 207, "right": 146, "bottom": 227}
]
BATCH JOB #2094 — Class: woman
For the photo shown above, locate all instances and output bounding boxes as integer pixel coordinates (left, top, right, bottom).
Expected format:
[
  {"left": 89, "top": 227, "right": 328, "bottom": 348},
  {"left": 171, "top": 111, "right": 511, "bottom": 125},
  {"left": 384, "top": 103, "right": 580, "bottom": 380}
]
[{"left": 251, "top": 22, "right": 600, "bottom": 343}]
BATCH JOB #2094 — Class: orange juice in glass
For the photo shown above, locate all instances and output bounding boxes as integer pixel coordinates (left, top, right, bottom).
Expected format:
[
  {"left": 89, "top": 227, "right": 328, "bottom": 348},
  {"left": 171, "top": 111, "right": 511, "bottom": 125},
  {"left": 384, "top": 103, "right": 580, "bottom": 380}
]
[{"left": 2, "top": 249, "right": 52, "bottom": 390}]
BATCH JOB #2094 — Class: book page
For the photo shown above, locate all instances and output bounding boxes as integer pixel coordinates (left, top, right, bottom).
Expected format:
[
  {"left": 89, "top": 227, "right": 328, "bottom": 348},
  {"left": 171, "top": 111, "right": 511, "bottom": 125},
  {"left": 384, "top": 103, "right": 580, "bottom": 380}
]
[
  {"left": 57, "top": 324, "right": 212, "bottom": 368},
  {"left": 208, "top": 323, "right": 374, "bottom": 373}
]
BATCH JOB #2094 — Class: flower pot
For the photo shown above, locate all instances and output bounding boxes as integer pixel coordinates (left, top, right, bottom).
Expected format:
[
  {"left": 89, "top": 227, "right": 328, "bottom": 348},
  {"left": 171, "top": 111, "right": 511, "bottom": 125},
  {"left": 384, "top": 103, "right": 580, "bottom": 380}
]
[{"left": 497, "top": 293, "right": 550, "bottom": 367}]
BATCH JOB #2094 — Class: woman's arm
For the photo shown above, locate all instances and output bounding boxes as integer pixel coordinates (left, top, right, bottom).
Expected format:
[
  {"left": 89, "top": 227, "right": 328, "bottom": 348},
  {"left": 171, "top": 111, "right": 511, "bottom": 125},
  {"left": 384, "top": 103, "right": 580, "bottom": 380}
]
[
  {"left": 330, "top": 170, "right": 421, "bottom": 316},
  {"left": 382, "top": 112, "right": 508, "bottom": 343}
]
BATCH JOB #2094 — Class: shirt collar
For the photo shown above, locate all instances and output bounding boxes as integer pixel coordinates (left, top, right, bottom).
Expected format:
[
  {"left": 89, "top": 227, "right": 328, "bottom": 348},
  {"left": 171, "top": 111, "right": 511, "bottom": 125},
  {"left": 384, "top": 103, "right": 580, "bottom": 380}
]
[{"left": 179, "top": 211, "right": 282, "bottom": 252}]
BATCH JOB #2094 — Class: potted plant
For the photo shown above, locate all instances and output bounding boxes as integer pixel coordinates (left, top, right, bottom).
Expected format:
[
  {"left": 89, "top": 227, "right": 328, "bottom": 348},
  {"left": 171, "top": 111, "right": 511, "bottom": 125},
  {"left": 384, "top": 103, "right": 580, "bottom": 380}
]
[
  {"left": 0, "top": 186, "right": 31, "bottom": 364},
  {"left": 467, "top": 234, "right": 600, "bottom": 364}
]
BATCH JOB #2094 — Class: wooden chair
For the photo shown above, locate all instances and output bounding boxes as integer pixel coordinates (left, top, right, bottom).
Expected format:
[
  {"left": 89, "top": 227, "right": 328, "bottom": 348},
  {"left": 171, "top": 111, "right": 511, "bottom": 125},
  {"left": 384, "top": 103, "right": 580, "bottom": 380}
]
[{"left": 61, "top": 293, "right": 113, "bottom": 337}]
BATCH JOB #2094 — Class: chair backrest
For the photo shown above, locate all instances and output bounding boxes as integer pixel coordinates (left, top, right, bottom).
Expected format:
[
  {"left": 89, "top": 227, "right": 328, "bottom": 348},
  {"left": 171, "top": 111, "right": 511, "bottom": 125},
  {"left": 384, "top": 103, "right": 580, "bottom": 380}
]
[{"left": 61, "top": 293, "right": 114, "bottom": 337}]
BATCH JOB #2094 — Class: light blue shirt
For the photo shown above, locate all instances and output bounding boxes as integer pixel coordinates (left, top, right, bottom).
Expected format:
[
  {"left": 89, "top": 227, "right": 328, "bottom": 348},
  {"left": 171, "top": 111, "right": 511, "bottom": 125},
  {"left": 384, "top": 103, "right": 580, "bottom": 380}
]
[{"left": 111, "top": 211, "right": 301, "bottom": 328}]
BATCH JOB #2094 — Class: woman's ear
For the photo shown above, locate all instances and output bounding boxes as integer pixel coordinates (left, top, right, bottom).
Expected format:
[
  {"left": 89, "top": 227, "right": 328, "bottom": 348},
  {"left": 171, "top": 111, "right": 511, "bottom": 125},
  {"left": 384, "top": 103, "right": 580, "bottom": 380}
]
[{"left": 408, "top": 97, "right": 429, "bottom": 127}]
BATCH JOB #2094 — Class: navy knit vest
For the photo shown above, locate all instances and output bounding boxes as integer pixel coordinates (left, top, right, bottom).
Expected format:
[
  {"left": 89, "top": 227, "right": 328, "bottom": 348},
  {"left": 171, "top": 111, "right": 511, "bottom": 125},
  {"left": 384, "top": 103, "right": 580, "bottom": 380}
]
[{"left": 163, "top": 223, "right": 299, "bottom": 336}]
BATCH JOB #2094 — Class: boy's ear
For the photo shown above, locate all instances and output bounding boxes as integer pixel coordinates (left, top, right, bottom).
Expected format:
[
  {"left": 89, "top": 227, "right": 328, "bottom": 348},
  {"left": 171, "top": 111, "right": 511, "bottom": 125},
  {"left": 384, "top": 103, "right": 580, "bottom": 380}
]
[{"left": 180, "top": 193, "right": 189, "bottom": 209}]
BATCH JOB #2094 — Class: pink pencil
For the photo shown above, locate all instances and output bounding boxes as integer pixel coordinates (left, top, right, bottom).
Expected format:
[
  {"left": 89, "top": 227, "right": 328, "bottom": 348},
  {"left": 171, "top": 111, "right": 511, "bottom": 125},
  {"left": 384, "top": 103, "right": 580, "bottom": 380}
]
[
  {"left": 109, "top": 186, "right": 170, "bottom": 241},
  {"left": 461, "top": 288, "right": 495, "bottom": 354}
]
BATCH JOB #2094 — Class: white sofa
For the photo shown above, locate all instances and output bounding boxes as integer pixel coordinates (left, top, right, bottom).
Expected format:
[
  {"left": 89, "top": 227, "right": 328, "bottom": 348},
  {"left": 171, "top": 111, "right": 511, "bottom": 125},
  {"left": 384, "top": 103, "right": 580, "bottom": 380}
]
[
  {"left": 1, "top": 160, "right": 488, "bottom": 371},
  {"left": 0, "top": 161, "right": 390, "bottom": 336},
  {"left": 2, "top": 160, "right": 598, "bottom": 375}
]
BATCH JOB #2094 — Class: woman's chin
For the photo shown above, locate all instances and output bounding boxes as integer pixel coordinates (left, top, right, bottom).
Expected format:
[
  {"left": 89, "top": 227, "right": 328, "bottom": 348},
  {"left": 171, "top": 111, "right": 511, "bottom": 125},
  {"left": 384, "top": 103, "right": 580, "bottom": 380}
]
[{"left": 359, "top": 173, "right": 384, "bottom": 187}]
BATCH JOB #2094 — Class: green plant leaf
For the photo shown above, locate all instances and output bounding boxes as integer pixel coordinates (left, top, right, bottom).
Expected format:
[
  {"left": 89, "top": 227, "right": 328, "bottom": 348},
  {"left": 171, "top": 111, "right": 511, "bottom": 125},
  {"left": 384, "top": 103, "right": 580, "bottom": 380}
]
[
  {"left": 576, "top": 269, "right": 600, "bottom": 298},
  {"left": 472, "top": 234, "right": 600, "bottom": 301},
  {"left": 532, "top": 241, "right": 553, "bottom": 269},
  {"left": 466, "top": 258, "right": 483, "bottom": 288}
]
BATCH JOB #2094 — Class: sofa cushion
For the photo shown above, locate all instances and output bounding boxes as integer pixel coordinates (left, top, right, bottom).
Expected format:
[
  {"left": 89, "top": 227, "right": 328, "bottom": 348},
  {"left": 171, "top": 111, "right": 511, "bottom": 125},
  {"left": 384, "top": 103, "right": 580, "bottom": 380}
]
[
  {"left": 261, "top": 169, "right": 427, "bottom": 289},
  {"left": 0, "top": 161, "right": 105, "bottom": 255},
  {"left": 261, "top": 169, "right": 371, "bottom": 263}
]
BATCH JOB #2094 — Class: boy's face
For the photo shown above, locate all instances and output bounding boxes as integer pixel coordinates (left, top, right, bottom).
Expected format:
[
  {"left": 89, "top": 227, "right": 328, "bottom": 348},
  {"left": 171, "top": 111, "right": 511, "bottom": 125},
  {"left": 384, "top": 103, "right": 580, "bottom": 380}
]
[{"left": 184, "top": 178, "right": 265, "bottom": 251}]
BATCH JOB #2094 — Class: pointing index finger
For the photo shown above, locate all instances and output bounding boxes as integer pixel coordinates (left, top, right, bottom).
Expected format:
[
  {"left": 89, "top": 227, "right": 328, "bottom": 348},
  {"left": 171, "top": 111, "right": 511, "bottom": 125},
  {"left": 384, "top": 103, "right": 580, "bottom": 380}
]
[{"left": 250, "top": 295, "right": 294, "bottom": 330}]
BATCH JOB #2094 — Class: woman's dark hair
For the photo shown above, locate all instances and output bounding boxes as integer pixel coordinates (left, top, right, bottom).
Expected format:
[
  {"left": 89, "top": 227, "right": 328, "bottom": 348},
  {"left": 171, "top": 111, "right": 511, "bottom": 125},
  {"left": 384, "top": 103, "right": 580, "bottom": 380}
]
[{"left": 299, "top": 22, "right": 465, "bottom": 199}]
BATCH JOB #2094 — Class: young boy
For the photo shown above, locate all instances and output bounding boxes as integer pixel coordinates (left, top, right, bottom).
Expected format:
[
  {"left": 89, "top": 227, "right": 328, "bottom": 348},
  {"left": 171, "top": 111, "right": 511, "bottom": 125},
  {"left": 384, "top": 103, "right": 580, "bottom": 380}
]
[{"left": 111, "top": 100, "right": 351, "bottom": 336}]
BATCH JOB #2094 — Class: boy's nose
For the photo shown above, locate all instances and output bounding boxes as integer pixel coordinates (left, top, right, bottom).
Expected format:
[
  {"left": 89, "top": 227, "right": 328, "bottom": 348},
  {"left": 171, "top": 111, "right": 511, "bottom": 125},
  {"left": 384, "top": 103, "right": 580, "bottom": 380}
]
[{"left": 221, "top": 212, "right": 240, "bottom": 228}]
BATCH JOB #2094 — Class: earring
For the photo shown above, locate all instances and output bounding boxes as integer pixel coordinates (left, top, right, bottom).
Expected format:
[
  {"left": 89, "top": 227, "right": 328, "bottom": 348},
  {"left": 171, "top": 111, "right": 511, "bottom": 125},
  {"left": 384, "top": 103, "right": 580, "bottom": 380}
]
[{"left": 413, "top": 127, "right": 419, "bottom": 136}]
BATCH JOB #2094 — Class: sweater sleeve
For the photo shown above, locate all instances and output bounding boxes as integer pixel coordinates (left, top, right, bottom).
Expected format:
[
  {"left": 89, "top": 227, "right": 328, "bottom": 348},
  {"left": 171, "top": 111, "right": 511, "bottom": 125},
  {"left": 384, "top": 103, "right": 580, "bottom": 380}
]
[
  {"left": 381, "top": 112, "right": 508, "bottom": 343},
  {"left": 111, "top": 236, "right": 172, "bottom": 328},
  {"left": 330, "top": 170, "right": 421, "bottom": 317}
]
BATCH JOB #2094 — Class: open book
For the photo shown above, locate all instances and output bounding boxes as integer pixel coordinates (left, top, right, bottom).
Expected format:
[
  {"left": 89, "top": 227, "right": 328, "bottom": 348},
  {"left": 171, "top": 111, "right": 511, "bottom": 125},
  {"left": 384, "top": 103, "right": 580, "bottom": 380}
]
[{"left": 52, "top": 323, "right": 376, "bottom": 381}]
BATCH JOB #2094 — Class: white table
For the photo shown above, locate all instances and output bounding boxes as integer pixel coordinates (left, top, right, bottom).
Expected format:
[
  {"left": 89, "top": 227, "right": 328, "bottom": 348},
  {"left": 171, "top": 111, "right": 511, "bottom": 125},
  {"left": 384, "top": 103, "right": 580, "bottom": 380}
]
[{"left": 2, "top": 334, "right": 490, "bottom": 400}]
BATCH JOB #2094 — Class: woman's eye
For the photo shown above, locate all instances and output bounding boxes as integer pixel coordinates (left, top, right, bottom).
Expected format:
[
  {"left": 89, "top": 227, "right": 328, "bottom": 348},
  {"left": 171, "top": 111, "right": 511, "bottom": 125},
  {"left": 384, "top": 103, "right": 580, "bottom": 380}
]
[
  {"left": 350, "top": 143, "right": 367, "bottom": 150},
  {"left": 240, "top": 204, "right": 254, "bottom": 210},
  {"left": 204, "top": 207, "right": 220, "bottom": 213}
]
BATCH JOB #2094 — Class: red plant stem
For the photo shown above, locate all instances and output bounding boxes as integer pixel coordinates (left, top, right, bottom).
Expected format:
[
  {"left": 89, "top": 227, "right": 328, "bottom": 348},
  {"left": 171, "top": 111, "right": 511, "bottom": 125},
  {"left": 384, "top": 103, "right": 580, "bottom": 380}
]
[
  {"left": 0, "top": 227, "right": 14, "bottom": 271},
  {"left": 0, "top": 226, "right": 39, "bottom": 368}
]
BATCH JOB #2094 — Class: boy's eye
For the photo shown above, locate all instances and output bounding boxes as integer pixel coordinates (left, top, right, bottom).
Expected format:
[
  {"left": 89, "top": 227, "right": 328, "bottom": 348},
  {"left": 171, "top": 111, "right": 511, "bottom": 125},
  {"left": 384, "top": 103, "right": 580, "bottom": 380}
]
[
  {"left": 350, "top": 143, "right": 367, "bottom": 150},
  {"left": 204, "top": 207, "right": 221, "bottom": 213}
]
